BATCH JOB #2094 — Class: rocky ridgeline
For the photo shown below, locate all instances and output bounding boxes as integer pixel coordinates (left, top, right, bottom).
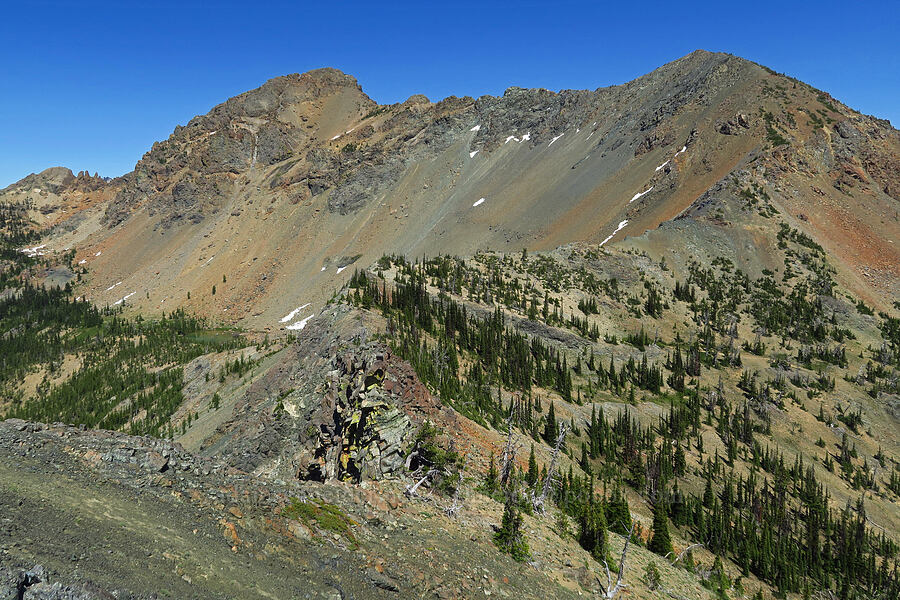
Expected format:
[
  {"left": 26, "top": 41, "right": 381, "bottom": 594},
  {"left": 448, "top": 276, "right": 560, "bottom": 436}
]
[
  {"left": 99, "top": 51, "right": 757, "bottom": 226},
  {"left": 206, "top": 325, "right": 457, "bottom": 485},
  {"left": 1, "top": 563, "right": 125, "bottom": 600},
  {"left": 2, "top": 418, "right": 225, "bottom": 480}
]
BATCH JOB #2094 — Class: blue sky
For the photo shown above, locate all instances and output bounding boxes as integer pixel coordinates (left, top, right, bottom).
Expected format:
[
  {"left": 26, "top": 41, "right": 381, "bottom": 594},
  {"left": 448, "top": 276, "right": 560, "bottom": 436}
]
[{"left": 1, "top": 0, "right": 897, "bottom": 187}]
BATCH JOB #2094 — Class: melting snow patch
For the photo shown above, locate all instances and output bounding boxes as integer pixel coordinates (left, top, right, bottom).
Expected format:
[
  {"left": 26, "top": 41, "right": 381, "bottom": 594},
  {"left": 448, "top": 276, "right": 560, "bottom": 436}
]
[
  {"left": 286, "top": 314, "right": 314, "bottom": 331},
  {"left": 78, "top": 259, "right": 86, "bottom": 265},
  {"left": 655, "top": 160, "right": 670, "bottom": 172},
  {"left": 630, "top": 187, "right": 653, "bottom": 203},
  {"left": 469, "top": 150, "right": 479, "bottom": 158},
  {"left": 472, "top": 198, "right": 485, "bottom": 207},
  {"left": 504, "top": 135, "right": 518, "bottom": 144},
  {"left": 600, "top": 220, "right": 629, "bottom": 247},
  {"left": 331, "top": 134, "right": 341, "bottom": 140},
  {"left": 19, "top": 244, "right": 48, "bottom": 257},
  {"left": 674, "top": 145, "right": 687, "bottom": 156},
  {"left": 520, "top": 132, "right": 531, "bottom": 141},
  {"left": 280, "top": 303, "right": 311, "bottom": 323},
  {"left": 320, "top": 266, "right": 326, "bottom": 272},
  {"left": 548, "top": 133, "right": 564, "bottom": 147},
  {"left": 470, "top": 124, "right": 481, "bottom": 132},
  {"left": 202, "top": 255, "right": 215, "bottom": 266},
  {"left": 113, "top": 292, "right": 136, "bottom": 306},
  {"left": 586, "top": 131, "right": 594, "bottom": 140},
  {"left": 105, "top": 281, "right": 123, "bottom": 292},
  {"left": 336, "top": 266, "right": 348, "bottom": 274},
  {"left": 95, "top": 251, "right": 101, "bottom": 257}
]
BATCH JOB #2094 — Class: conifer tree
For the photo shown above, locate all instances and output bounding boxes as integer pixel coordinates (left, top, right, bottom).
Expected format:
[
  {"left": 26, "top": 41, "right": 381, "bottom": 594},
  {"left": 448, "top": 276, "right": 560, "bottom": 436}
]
[
  {"left": 578, "top": 493, "right": 609, "bottom": 561},
  {"left": 494, "top": 493, "right": 529, "bottom": 561},
  {"left": 485, "top": 452, "right": 498, "bottom": 493},
  {"left": 544, "top": 401, "right": 557, "bottom": 443},
  {"left": 648, "top": 498, "right": 673, "bottom": 557},
  {"left": 526, "top": 444, "right": 539, "bottom": 487}
]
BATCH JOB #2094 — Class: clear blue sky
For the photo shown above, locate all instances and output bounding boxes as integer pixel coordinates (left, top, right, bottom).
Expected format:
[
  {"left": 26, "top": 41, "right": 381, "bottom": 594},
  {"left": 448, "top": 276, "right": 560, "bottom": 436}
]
[{"left": 1, "top": 0, "right": 897, "bottom": 187}]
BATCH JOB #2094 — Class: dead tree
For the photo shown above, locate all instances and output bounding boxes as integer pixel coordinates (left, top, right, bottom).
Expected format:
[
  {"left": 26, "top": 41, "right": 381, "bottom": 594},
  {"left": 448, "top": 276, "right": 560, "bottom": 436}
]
[
  {"left": 445, "top": 458, "right": 466, "bottom": 518},
  {"left": 499, "top": 414, "right": 519, "bottom": 489},
  {"left": 405, "top": 468, "right": 438, "bottom": 498},
  {"left": 532, "top": 422, "right": 568, "bottom": 513},
  {"left": 667, "top": 542, "right": 704, "bottom": 565},
  {"left": 597, "top": 522, "right": 637, "bottom": 599}
]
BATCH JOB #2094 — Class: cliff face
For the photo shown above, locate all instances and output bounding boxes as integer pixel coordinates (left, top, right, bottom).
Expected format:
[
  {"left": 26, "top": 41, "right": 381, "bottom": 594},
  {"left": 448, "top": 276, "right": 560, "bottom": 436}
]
[{"left": 3, "top": 50, "right": 898, "bottom": 328}]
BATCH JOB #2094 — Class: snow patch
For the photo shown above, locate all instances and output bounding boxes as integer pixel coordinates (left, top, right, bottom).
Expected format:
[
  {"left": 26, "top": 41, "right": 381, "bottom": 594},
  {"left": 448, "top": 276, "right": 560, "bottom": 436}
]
[
  {"left": 674, "top": 145, "right": 687, "bottom": 156},
  {"left": 630, "top": 187, "right": 653, "bottom": 203},
  {"left": 472, "top": 198, "right": 485, "bottom": 207},
  {"left": 331, "top": 134, "right": 341, "bottom": 140},
  {"left": 336, "top": 266, "right": 348, "bottom": 274},
  {"left": 280, "top": 303, "right": 311, "bottom": 323},
  {"left": 548, "top": 133, "right": 564, "bottom": 147},
  {"left": 600, "top": 220, "right": 629, "bottom": 247},
  {"left": 19, "top": 244, "right": 48, "bottom": 257},
  {"left": 286, "top": 314, "right": 315, "bottom": 331},
  {"left": 504, "top": 135, "right": 518, "bottom": 144},
  {"left": 520, "top": 132, "right": 531, "bottom": 141},
  {"left": 105, "top": 281, "right": 123, "bottom": 292},
  {"left": 78, "top": 259, "right": 86, "bottom": 265},
  {"left": 470, "top": 124, "right": 481, "bottom": 132},
  {"left": 320, "top": 266, "right": 326, "bottom": 272},
  {"left": 113, "top": 292, "right": 136, "bottom": 306},
  {"left": 655, "top": 160, "right": 670, "bottom": 172},
  {"left": 94, "top": 251, "right": 101, "bottom": 257},
  {"left": 469, "top": 150, "right": 479, "bottom": 158}
]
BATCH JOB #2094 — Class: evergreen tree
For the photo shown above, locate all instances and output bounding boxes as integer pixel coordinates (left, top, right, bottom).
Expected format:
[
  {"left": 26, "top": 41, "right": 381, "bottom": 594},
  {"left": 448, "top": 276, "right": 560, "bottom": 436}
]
[
  {"left": 526, "top": 444, "right": 539, "bottom": 487},
  {"left": 578, "top": 493, "right": 609, "bottom": 561},
  {"left": 544, "top": 401, "right": 557, "bottom": 443},
  {"left": 494, "top": 493, "right": 529, "bottom": 561},
  {"left": 485, "top": 452, "right": 498, "bottom": 493},
  {"left": 648, "top": 498, "right": 673, "bottom": 557}
]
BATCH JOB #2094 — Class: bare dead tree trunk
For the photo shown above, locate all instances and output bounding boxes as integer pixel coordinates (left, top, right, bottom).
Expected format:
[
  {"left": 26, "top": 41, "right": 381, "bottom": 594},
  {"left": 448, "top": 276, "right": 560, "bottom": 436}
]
[
  {"left": 405, "top": 468, "right": 438, "bottom": 498},
  {"left": 445, "top": 458, "right": 465, "bottom": 518},
  {"left": 532, "top": 422, "right": 568, "bottom": 513},
  {"left": 597, "top": 522, "right": 636, "bottom": 599},
  {"left": 667, "top": 542, "right": 704, "bottom": 564},
  {"left": 499, "top": 414, "right": 518, "bottom": 489}
]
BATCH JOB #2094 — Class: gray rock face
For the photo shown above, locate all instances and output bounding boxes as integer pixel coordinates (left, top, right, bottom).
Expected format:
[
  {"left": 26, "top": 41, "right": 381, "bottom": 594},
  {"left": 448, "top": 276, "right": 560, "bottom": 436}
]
[
  {"left": 298, "top": 348, "right": 413, "bottom": 482},
  {"left": 1, "top": 564, "right": 118, "bottom": 600},
  {"left": 100, "top": 50, "right": 754, "bottom": 226}
]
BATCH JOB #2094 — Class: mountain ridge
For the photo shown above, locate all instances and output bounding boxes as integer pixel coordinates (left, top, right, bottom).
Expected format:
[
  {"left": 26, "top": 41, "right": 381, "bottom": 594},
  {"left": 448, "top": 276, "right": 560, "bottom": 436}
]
[{"left": 2, "top": 50, "right": 898, "bottom": 329}]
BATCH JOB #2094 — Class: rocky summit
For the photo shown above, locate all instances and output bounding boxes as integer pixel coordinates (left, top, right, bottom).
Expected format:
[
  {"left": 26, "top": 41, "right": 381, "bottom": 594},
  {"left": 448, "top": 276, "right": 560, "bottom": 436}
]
[{"left": 1, "top": 50, "right": 899, "bottom": 599}]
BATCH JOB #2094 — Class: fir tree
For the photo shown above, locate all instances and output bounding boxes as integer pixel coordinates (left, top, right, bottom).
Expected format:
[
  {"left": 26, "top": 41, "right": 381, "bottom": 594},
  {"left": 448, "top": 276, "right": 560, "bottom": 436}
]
[
  {"left": 648, "top": 498, "right": 673, "bottom": 557},
  {"left": 526, "top": 444, "right": 539, "bottom": 487},
  {"left": 578, "top": 493, "right": 609, "bottom": 561},
  {"left": 544, "top": 401, "right": 557, "bottom": 443},
  {"left": 494, "top": 493, "right": 529, "bottom": 561}
]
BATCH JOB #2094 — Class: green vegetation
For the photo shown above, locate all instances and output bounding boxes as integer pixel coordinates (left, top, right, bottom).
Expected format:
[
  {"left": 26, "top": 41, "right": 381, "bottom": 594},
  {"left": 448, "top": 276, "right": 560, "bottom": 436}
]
[
  {"left": 283, "top": 497, "right": 358, "bottom": 549},
  {"left": 0, "top": 214, "right": 247, "bottom": 437},
  {"left": 348, "top": 241, "right": 900, "bottom": 598},
  {"left": 494, "top": 493, "right": 529, "bottom": 561}
]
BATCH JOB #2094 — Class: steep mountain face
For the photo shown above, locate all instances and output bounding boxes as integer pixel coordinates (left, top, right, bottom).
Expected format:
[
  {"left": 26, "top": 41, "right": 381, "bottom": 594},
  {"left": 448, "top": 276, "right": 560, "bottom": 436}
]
[{"left": 4, "top": 50, "right": 896, "bottom": 331}]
